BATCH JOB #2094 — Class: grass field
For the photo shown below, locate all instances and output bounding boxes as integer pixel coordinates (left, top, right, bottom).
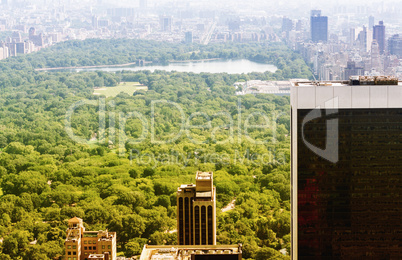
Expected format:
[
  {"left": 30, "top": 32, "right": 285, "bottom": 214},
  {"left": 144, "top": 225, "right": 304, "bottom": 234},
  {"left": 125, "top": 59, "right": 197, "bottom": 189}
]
[{"left": 93, "top": 82, "right": 147, "bottom": 97}]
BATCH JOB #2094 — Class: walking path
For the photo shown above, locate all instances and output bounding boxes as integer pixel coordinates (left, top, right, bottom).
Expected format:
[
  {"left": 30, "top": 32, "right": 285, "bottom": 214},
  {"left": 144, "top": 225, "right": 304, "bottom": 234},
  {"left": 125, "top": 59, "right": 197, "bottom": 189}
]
[{"left": 221, "top": 199, "right": 236, "bottom": 213}]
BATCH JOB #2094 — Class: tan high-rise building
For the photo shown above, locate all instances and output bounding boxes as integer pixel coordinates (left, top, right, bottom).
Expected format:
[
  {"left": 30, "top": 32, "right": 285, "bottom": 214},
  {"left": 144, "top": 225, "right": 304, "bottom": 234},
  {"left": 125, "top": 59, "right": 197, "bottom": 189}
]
[
  {"left": 139, "top": 171, "right": 241, "bottom": 260},
  {"left": 65, "top": 217, "right": 117, "bottom": 260},
  {"left": 177, "top": 171, "right": 216, "bottom": 246}
]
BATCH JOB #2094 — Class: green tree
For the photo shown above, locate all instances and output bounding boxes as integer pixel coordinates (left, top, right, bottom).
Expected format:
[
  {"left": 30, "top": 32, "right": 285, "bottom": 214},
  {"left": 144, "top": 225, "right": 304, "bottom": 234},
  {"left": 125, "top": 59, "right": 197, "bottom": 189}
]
[
  {"left": 2, "top": 230, "right": 31, "bottom": 259},
  {"left": 255, "top": 247, "right": 288, "bottom": 260},
  {"left": 125, "top": 238, "right": 148, "bottom": 256},
  {"left": 108, "top": 214, "right": 145, "bottom": 243}
]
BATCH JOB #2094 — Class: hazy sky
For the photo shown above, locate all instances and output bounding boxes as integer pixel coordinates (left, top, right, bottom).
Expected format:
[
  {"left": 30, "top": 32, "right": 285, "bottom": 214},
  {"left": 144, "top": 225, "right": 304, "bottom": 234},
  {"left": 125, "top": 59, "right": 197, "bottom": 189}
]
[
  {"left": 7, "top": 0, "right": 402, "bottom": 21},
  {"left": 22, "top": 0, "right": 398, "bottom": 7}
]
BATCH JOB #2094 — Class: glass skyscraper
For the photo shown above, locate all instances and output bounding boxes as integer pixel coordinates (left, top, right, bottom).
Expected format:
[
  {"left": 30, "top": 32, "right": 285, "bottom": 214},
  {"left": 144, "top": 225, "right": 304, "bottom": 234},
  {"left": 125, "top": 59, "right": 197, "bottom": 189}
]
[
  {"left": 310, "top": 10, "right": 328, "bottom": 43},
  {"left": 291, "top": 77, "right": 402, "bottom": 259},
  {"left": 373, "top": 21, "right": 386, "bottom": 54}
]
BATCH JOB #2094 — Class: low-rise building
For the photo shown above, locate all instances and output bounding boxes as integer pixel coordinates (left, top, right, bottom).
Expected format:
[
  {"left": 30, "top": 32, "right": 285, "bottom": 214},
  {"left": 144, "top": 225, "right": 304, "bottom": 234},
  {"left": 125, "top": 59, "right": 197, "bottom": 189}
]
[
  {"left": 65, "top": 217, "right": 117, "bottom": 260},
  {"left": 139, "top": 244, "right": 242, "bottom": 260}
]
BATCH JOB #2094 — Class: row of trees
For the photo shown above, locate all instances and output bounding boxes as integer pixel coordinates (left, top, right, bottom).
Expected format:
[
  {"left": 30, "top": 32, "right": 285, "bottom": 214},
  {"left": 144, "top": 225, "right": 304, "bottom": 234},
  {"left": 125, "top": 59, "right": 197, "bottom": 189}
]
[{"left": 0, "top": 39, "right": 312, "bottom": 80}]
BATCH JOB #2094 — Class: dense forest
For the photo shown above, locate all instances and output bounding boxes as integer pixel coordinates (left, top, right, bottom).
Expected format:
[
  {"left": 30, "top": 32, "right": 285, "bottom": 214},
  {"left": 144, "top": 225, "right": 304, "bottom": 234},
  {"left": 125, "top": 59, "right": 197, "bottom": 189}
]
[
  {"left": 0, "top": 39, "right": 312, "bottom": 259},
  {"left": 0, "top": 39, "right": 311, "bottom": 80}
]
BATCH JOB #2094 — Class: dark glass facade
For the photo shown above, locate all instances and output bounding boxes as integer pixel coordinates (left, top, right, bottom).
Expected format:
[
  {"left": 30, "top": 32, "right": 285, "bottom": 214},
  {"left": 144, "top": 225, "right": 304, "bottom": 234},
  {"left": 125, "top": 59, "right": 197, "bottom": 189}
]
[
  {"left": 297, "top": 108, "right": 402, "bottom": 259},
  {"left": 311, "top": 16, "right": 328, "bottom": 42},
  {"left": 373, "top": 21, "right": 386, "bottom": 54},
  {"left": 195, "top": 205, "right": 200, "bottom": 245},
  {"left": 179, "top": 197, "right": 184, "bottom": 245},
  {"left": 201, "top": 206, "right": 206, "bottom": 245},
  {"left": 208, "top": 205, "right": 213, "bottom": 245}
]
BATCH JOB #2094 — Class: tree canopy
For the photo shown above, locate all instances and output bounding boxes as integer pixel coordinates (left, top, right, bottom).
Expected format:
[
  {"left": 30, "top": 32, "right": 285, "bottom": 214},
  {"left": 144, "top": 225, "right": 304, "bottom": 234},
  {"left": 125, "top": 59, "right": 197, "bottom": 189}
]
[{"left": 0, "top": 38, "right": 308, "bottom": 259}]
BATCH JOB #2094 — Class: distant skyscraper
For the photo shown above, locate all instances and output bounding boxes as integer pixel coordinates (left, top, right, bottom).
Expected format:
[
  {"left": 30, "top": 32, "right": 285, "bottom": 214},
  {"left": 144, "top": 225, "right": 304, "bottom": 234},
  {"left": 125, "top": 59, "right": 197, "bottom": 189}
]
[
  {"left": 368, "top": 15, "right": 374, "bottom": 29},
  {"left": 343, "top": 61, "right": 364, "bottom": 80},
  {"left": 11, "top": 31, "right": 21, "bottom": 42},
  {"left": 310, "top": 10, "right": 321, "bottom": 17},
  {"left": 282, "top": 17, "right": 293, "bottom": 32},
  {"left": 28, "top": 27, "right": 44, "bottom": 47},
  {"left": 92, "top": 16, "right": 98, "bottom": 29},
  {"left": 160, "top": 16, "right": 172, "bottom": 32},
  {"left": 388, "top": 34, "right": 402, "bottom": 58},
  {"left": 185, "top": 31, "right": 193, "bottom": 44},
  {"left": 177, "top": 171, "right": 216, "bottom": 246},
  {"left": 291, "top": 76, "right": 402, "bottom": 258},
  {"left": 15, "top": 42, "right": 26, "bottom": 54},
  {"left": 228, "top": 20, "right": 240, "bottom": 31},
  {"left": 373, "top": 21, "right": 385, "bottom": 54},
  {"left": 357, "top": 26, "right": 368, "bottom": 52},
  {"left": 371, "top": 40, "right": 382, "bottom": 72},
  {"left": 349, "top": 28, "right": 356, "bottom": 45},
  {"left": 295, "top": 20, "right": 302, "bottom": 31},
  {"left": 310, "top": 10, "right": 328, "bottom": 42}
]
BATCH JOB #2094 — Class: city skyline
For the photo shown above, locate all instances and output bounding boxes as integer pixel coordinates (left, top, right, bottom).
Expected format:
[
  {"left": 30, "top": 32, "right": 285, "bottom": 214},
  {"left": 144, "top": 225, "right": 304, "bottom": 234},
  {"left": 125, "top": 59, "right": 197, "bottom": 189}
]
[
  {"left": 0, "top": 0, "right": 402, "bottom": 259},
  {"left": 2, "top": 0, "right": 402, "bottom": 80}
]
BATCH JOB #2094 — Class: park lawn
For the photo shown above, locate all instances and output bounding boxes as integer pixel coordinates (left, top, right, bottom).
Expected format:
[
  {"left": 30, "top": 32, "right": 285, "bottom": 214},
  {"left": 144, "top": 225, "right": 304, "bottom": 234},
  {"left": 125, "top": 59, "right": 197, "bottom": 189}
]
[{"left": 93, "top": 82, "right": 147, "bottom": 97}]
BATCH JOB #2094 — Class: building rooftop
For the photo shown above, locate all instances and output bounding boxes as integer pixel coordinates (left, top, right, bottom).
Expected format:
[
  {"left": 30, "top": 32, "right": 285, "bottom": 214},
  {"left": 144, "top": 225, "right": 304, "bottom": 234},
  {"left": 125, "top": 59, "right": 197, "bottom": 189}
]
[
  {"left": 68, "top": 217, "right": 83, "bottom": 223},
  {"left": 235, "top": 80, "right": 291, "bottom": 96},
  {"left": 196, "top": 171, "right": 212, "bottom": 179},
  {"left": 290, "top": 76, "right": 402, "bottom": 109},
  {"left": 66, "top": 228, "right": 81, "bottom": 242},
  {"left": 292, "top": 76, "right": 400, "bottom": 87},
  {"left": 139, "top": 244, "right": 242, "bottom": 260},
  {"left": 180, "top": 184, "right": 195, "bottom": 189},
  {"left": 83, "top": 232, "right": 98, "bottom": 237}
]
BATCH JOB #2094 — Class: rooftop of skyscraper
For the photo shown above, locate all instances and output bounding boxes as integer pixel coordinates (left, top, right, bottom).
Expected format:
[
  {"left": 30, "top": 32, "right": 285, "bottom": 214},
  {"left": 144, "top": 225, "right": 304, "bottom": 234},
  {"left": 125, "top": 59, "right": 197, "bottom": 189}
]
[{"left": 292, "top": 75, "right": 399, "bottom": 87}]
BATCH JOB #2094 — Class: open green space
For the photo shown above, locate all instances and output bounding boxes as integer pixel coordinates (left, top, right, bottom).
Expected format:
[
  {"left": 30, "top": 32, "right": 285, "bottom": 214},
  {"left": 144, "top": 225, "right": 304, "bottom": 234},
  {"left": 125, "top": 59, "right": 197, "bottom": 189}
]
[
  {"left": 93, "top": 82, "right": 147, "bottom": 97},
  {"left": 0, "top": 39, "right": 313, "bottom": 260}
]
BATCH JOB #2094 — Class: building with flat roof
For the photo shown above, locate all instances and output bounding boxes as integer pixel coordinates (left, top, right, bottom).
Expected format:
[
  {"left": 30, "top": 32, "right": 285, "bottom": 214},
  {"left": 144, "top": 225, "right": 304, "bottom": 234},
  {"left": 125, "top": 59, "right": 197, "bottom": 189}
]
[
  {"left": 343, "top": 61, "right": 364, "bottom": 80},
  {"left": 310, "top": 10, "right": 328, "bottom": 43},
  {"left": 160, "top": 16, "right": 172, "bottom": 32},
  {"left": 65, "top": 217, "right": 117, "bottom": 260},
  {"left": 177, "top": 171, "right": 216, "bottom": 246},
  {"left": 185, "top": 31, "right": 193, "bottom": 44},
  {"left": 139, "top": 244, "right": 242, "bottom": 260},
  {"left": 140, "top": 171, "right": 242, "bottom": 259},
  {"left": 388, "top": 34, "right": 402, "bottom": 58},
  {"left": 235, "top": 80, "right": 291, "bottom": 96},
  {"left": 291, "top": 76, "right": 402, "bottom": 258},
  {"left": 373, "top": 21, "right": 385, "bottom": 54}
]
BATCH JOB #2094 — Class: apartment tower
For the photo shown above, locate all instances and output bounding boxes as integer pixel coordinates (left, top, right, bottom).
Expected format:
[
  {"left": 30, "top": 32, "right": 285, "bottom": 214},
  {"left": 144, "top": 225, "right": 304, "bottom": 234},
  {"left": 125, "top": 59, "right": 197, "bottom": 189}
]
[
  {"left": 373, "top": 21, "right": 385, "bottom": 54},
  {"left": 177, "top": 171, "right": 216, "bottom": 246},
  {"left": 310, "top": 10, "right": 328, "bottom": 43}
]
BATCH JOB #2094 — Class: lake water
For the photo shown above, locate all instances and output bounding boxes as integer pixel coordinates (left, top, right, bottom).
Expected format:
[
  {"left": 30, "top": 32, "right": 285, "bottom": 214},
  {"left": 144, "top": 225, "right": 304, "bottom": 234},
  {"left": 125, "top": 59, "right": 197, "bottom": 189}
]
[{"left": 77, "top": 59, "right": 277, "bottom": 74}]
